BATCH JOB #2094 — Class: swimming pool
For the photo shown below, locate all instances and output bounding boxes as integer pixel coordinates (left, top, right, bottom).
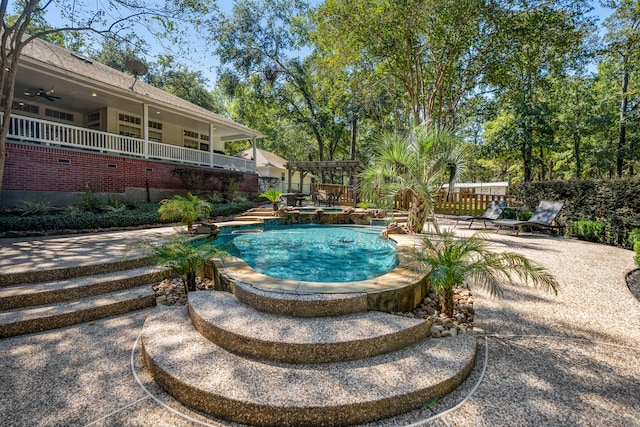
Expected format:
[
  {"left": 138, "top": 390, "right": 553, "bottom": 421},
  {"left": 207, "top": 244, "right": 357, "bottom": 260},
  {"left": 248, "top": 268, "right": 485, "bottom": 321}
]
[{"left": 211, "top": 225, "right": 398, "bottom": 283}]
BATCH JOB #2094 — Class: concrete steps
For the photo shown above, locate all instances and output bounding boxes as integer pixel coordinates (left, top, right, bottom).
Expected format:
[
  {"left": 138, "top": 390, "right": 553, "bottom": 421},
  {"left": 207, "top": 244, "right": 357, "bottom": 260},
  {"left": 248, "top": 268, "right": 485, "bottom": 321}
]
[
  {"left": 231, "top": 280, "right": 369, "bottom": 317},
  {"left": 0, "top": 260, "right": 163, "bottom": 337},
  {"left": 188, "top": 291, "right": 430, "bottom": 363},
  {"left": 142, "top": 304, "right": 476, "bottom": 426},
  {"left": 0, "top": 266, "right": 166, "bottom": 310}
]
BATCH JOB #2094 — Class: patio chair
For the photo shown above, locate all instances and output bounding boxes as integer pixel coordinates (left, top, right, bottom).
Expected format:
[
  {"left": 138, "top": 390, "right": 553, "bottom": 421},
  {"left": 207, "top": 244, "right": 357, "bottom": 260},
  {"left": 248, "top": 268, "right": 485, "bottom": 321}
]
[
  {"left": 454, "top": 200, "right": 509, "bottom": 229},
  {"left": 492, "top": 200, "right": 565, "bottom": 236},
  {"left": 328, "top": 191, "right": 343, "bottom": 207},
  {"left": 313, "top": 190, "right": 330, "bottom": 206}
]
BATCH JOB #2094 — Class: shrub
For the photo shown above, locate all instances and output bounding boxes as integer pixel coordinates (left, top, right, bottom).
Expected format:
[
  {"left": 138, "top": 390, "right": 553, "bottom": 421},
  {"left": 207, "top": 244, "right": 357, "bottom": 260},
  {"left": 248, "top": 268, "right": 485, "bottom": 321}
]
[
  {"left": 78, "top": 180, "right": 102, "bottom": 213},
  {"left": 210, "top": 200, "right": 254, "bottom": 217},
  {"left": 570, "top": 220, "right": 609, "bottom": 243},
  {"left": 103, "top": 197, "right": 127, "bottom": 213},
  {"left": 209, "top": 193, "right": 223, "bottom": 204},
  {"left": 19, "top": 200, "right": 52, "bottom": 216},
  {"left": 158, "top": 193, "right": 212, "bottom": 232},
  {"left": 0, "top": 206, "right": 165, "bottom": 232},
  {"left": 629, "top": 229, "right": 640, "bottom": 267}
]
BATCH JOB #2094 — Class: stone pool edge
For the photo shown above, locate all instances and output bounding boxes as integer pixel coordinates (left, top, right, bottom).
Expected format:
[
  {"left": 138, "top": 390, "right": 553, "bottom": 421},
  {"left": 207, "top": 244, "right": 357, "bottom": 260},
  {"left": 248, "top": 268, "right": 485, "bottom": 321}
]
[{"left": 204, "top": 228, "right": 430, "bottom": 314}]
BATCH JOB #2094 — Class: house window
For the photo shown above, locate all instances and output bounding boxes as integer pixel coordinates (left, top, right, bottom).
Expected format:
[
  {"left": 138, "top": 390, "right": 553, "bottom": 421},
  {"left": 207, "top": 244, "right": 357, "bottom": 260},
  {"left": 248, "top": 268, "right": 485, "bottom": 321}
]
[
  {"left": 149, "top": 131, "right": 163, "bottom": 142},
  {"left": 87, "top": 111, "right": 101, "bottom": 130},
  {"left": 46, "top": 109, "right": 74, "bottom": 122},
  {"left": 119, "top": 124, "right": 140, "bottom": 138},
  {"left": 184, "top": 138, "right": 199, "bottom": 149},
  {"left": 183, "top": 130, "right": 199, "bottom": 149},
  {"left": 148, "top": 120, "right": 163, "bottom": 130},
  {"left": 119, "top": 113, "right": 141, "bottom": 125},
  {"left": 118, "top": 113, "right": 142, "bottom": 138},
  {"left": 199, "top": 143, "right": 209, "bottom": 151},
  {"left": 12, "top": 102, "right": 39, "bottom": 114},
  {"left": 200, "top": 134, "right": 209, "bottom": 142}
]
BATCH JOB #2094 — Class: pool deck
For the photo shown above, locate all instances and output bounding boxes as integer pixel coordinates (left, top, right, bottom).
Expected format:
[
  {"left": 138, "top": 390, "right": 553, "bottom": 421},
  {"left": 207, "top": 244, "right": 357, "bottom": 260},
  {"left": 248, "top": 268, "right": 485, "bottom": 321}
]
[{"left": 1, "top": 220, "right": 639, "bottom": 426}]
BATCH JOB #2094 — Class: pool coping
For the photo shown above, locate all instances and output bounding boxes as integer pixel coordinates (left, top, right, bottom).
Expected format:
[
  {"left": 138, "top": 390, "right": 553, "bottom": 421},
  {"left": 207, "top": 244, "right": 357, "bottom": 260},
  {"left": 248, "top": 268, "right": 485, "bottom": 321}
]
[{"left": 206, "top": 224, "right": 430, "bottom": 313}]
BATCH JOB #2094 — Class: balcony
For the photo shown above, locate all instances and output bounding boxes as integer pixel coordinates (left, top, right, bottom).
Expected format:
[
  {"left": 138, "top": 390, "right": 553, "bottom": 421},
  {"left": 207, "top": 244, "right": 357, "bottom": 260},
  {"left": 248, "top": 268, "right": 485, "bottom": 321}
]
[{"left": 2, "top": 113, "right": 256, "bottom": 173}]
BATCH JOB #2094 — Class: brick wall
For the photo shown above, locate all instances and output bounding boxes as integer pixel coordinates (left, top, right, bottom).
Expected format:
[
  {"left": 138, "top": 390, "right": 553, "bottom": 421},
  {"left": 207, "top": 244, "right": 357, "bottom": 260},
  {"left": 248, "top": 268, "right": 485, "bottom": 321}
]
[{"left": 3, "top": 142, "right": 258, "bottom": 194}]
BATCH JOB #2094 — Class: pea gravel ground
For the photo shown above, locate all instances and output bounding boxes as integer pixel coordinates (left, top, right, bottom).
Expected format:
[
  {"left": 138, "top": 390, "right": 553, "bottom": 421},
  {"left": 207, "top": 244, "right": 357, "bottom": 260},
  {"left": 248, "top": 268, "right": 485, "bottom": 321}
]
[{"left": 0, "top": 223, "right": 639, "bottom": 427}]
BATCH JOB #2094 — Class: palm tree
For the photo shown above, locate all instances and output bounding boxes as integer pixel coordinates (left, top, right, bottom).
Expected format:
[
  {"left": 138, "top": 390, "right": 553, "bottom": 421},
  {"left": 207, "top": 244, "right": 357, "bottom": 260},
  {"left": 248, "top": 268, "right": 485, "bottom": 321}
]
[
  {"left": 157, "top": 193, "right": 213, "bottom": 232},
  {"left": 259, "top": 189, "right": 283, "bottom": 211},
  {"left": 408, "top": 232, "right": 558, "bottom": 318},
  {"left": 359, "top": 127, "right": 465, "bottom": 233},
  {"left": 137, "top": 235, "right": 226, "bottom": 292}
]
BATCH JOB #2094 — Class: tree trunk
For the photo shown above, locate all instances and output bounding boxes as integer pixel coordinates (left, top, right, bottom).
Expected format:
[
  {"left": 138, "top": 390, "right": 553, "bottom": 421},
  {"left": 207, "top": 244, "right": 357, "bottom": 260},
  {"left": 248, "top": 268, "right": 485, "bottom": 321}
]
[
  {"left": 573, "top": 131, "right": 581, "bottom": 178},
  {"left": 441, "top": 287, "right": 454, "bottom": 318},
  {"left": 349, "top": 115, "right": 357, "bottom": 185},
  {"left": 185, "top": 272, "right": 196, "bottom": 292},
  {"left": 617, "top": 70, "right": 630, "bottom": 178}
]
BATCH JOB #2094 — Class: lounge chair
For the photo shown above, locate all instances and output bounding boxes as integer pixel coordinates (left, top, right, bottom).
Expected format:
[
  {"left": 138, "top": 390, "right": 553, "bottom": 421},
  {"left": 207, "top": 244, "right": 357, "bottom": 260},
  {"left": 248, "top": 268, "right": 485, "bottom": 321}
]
[
  {"left": 454, "top": 200, "right": 509, "bottom": 229},
  {"left": 492, "top": 200, "right": 565, "bottom": 236}
]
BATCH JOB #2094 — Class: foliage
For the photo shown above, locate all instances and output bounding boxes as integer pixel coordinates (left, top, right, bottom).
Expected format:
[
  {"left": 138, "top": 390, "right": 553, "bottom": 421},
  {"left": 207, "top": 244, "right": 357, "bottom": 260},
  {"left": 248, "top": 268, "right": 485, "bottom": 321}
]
[
  {"left": 157, "top": 193, "right": 212, "bottom": 232},
  {"left": 511, "top": 178, "right": 640, "bottom": 247},
  {"left": 314, "top": 0, "right": 504, "bottom": 129},
  {"left": 103, "top": 197, "right": 127, "bottom": 213},
  {"left": 601, "top": 0, "right": 640, "bottom": 177},
  {"left": 0, "top": 207, "right": 164, "bottom": 232},
  {"left": 208, "top": 193, "right": 224, "bottom": 204},
  {"left": 569, "top": 220, "right": 609, "bottom": 243},
  {"left": 482, "top": 1, "right": 595, "bottom": 182},
  {"left": 210, "top": 200, "right": 254, "bottom": 218},
  {"left": 134, "top": 235, "right": 226, "bottom": 292},
  {"left": 408, "top": 232, "right": 558, "bottom": 318},
  {"left": 359, "top": 127, "right": 466, "bottom": 233},
  {"left": 259, "top": 189, "right": 283, "bottom": 203},
  {"left": 19, "top": 200, "right": 51, "bottom": 216},
  {"left": 0, "top": 200, "right": 253, "bottom": 233},
  {"left": 77, "top": 181, "right": 102, "bottom": 213},
  {"left": 628, "top": 228, "right": 640, "bottom": 267}
]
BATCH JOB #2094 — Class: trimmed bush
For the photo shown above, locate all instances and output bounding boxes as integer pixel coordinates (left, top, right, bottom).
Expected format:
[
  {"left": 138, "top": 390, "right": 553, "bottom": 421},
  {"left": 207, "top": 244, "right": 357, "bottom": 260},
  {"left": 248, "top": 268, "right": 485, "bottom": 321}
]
[
  {"left": 629, "top": 229, "right": 640, "bottom": 267},
  {"left": 570, "top": 220, "right": 609, "bottom": 243},
  {"left": 211, "top": 200, "right": 253, "bottom": 217}
]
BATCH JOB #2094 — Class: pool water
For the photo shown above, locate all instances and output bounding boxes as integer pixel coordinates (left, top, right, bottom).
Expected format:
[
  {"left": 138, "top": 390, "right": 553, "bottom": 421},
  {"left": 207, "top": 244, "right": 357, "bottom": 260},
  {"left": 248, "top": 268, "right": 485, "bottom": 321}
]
[{"left": 211, "top": 225, "right": 398, "bottom": 282}]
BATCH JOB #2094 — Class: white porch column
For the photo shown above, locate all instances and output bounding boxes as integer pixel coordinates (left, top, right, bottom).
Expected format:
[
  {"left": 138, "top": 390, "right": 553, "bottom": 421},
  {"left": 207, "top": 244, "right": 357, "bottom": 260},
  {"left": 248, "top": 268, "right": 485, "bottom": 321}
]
[
  {"left": 209, "top": 123, "right": 215, "bottom": 167},
  {"left": 142, "top": 103, "right": 149, "bottom": 159}
]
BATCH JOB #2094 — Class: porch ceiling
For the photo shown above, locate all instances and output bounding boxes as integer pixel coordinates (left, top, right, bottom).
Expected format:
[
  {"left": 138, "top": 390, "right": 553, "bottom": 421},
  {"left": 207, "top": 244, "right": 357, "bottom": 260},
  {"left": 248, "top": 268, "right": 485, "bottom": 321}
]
[{"left": 13, "top": 46, "right": 263, "bottom": 142}]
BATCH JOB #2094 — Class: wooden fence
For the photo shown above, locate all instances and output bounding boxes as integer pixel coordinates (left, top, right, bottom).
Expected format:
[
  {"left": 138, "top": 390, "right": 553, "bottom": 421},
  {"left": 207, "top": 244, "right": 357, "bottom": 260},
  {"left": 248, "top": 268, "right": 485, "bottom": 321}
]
[
  {"left": 433, "top": 191, "right": 514, "bottom": 216},
  {"left": 310, "top": 184, "right": 513, "bottom": 216}
]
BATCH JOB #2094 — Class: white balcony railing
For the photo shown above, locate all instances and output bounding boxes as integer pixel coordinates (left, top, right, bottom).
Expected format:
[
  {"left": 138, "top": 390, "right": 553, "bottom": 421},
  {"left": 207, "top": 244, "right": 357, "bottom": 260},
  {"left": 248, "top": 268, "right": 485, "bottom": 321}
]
[{"left": 2, "top": 113, "right": 256, "bottom": 173}]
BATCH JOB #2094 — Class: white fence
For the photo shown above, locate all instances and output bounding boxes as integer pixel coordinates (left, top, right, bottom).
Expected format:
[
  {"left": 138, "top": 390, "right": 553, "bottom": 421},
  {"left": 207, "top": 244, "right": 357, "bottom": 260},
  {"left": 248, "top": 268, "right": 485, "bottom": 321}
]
[{"left": 2, "top": 113, "right": 256, "bottom": 173}]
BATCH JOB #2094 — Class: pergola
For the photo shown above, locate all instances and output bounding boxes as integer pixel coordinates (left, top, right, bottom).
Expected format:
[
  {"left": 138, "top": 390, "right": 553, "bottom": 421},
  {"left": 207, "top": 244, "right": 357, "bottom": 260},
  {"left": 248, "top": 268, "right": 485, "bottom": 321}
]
[{"left": 285, "top": 160, "right": 362, "bottom": 206}]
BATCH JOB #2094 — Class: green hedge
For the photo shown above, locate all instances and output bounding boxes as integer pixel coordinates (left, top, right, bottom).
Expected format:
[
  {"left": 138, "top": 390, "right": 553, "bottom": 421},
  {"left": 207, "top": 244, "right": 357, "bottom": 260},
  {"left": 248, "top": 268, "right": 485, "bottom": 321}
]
[
  {"left": 0, "top": 200, "right": 254, "bottom": 233},
  {"left": 0, "top": 210, "right": 166, "bottom": 232},
  {"left": 511, "top": 178, "right": 640, "bottom": 247},
  {"left": 210, "top": 200, "right": 254, "bottom": 217}
]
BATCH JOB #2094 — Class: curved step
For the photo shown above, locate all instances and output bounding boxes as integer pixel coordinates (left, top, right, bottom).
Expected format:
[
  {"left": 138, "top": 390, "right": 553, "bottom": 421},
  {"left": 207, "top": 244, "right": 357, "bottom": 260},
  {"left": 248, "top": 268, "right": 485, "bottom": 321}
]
[
  {"left": 142, "top": 306, "right": 476, "bottom": 427},
  {"left": 0, "top": 285, "right": 155, "bottom": 337},
  {"left": 188, "top": 291, "right": 430, "bottom": 363},
  {"left": 0, "top": 266, "right": 168, "bottom": 310},
  {"left": 231, "top": 280, "right": 368, "bottom": 317}
]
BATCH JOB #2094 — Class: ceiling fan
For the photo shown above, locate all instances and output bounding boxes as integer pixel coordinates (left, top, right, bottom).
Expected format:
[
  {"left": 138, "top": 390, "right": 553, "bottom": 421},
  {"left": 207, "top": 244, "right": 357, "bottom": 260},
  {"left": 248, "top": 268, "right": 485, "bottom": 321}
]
[{"left": 24, "top": 87, "right": 61, "bottom": 102}]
